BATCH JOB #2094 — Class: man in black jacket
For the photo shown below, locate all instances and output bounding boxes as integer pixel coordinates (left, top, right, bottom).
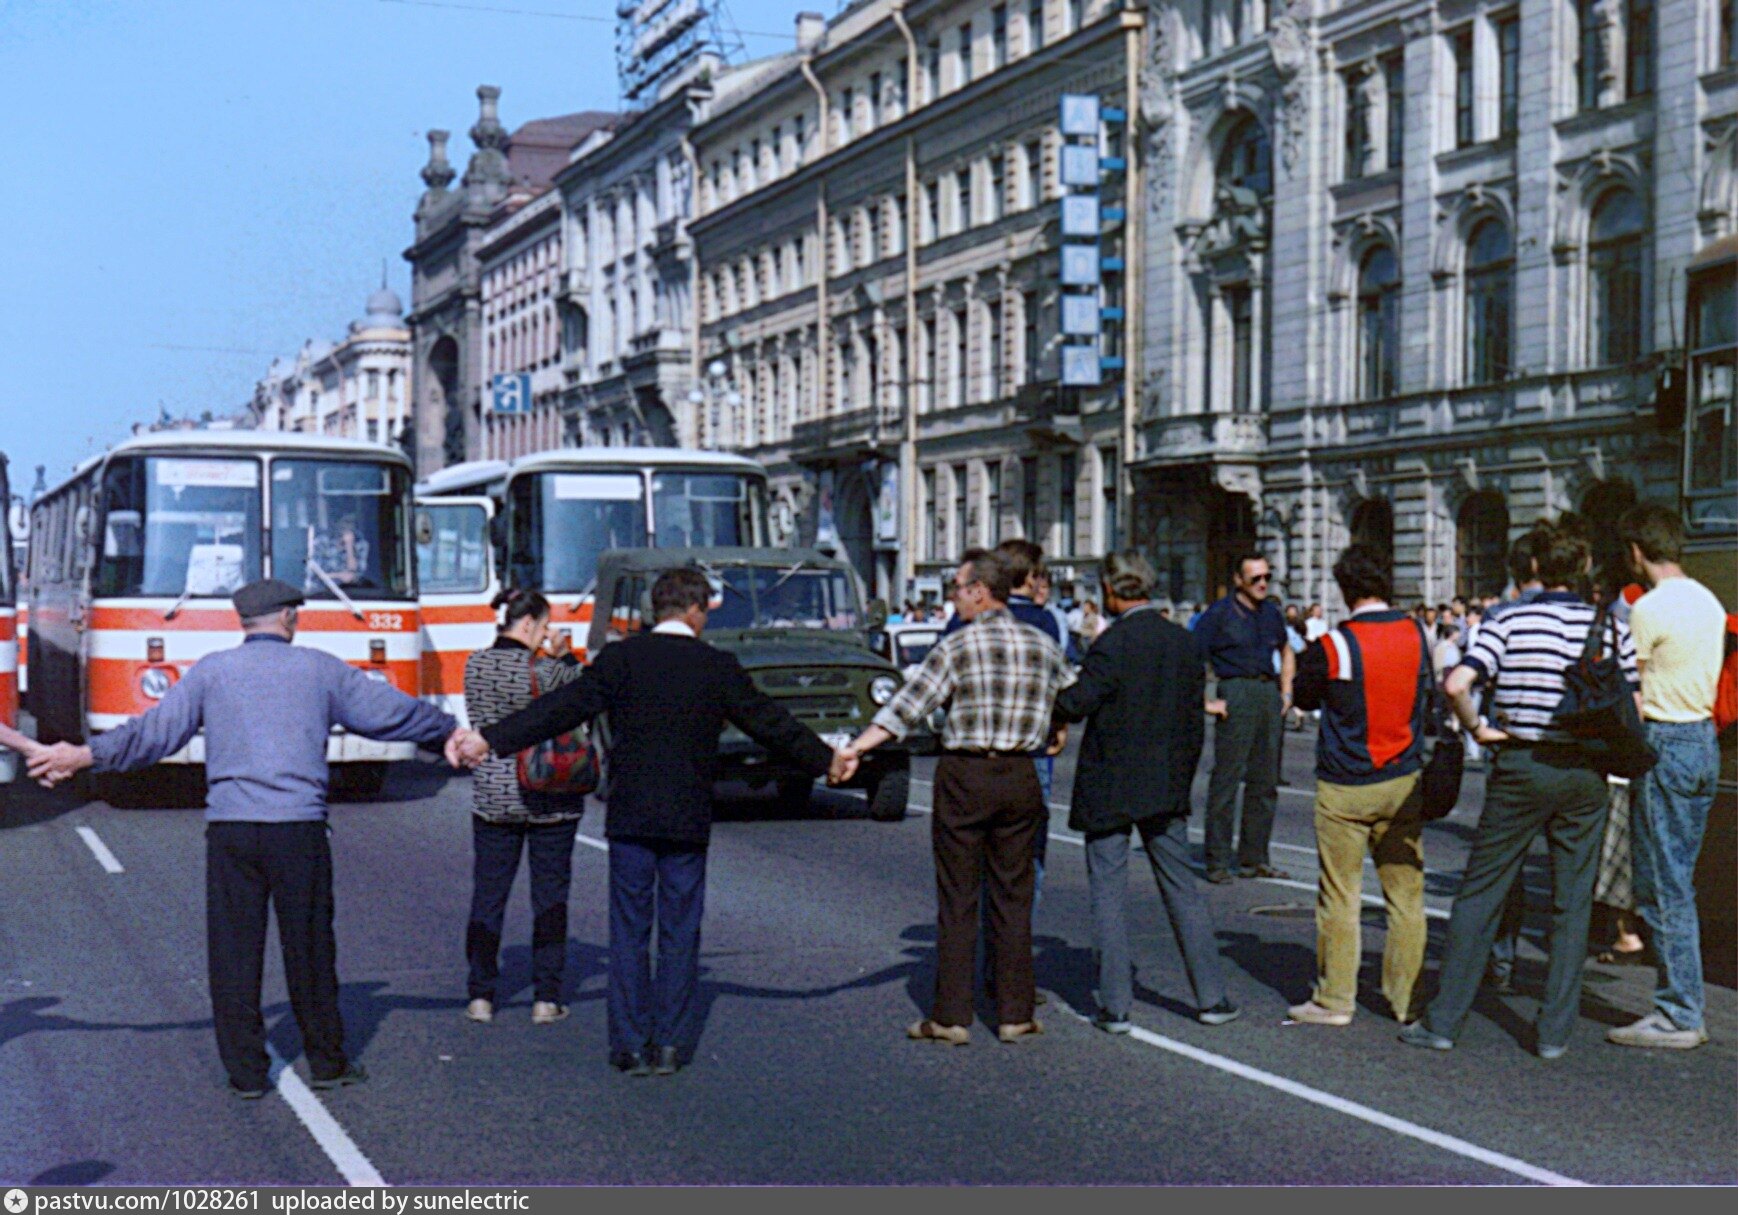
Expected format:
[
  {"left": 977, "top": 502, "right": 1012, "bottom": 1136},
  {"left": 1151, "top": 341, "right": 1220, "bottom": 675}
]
[
  {"left": 459, "top": 568, "right": 845, "bottom": 1075},
  {"left": 1052, "top": 552, "right": 1240, "bottom": 1032}
]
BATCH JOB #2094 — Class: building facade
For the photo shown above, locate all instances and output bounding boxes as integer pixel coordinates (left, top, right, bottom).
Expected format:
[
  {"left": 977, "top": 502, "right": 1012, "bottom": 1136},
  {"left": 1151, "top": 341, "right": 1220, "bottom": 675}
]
[
  {"left": 1131, "top": 0, "right": 1737, "bottom": 612},
  {"left": 405, "top": 86, "right": 615, "bottom": 475},
  {"left": 689, "top": 0, "right": 1143, "bottom": 604},
  {"left": 477, "top": 188, "right": 567, "bottom": 459},
  {"left": 249, "top": 285, "right": 412, "bottom": 444}
]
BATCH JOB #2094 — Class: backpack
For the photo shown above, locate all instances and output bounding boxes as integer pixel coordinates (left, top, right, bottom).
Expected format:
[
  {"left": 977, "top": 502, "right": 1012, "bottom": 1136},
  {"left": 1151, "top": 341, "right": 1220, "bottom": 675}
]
[{"left": 1716, "top": 613, "right": 1738, "bottom": 736}]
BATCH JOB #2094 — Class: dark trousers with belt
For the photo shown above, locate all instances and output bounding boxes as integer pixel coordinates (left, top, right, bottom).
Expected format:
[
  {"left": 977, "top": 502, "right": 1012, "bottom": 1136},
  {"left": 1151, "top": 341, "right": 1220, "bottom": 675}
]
[
  {"left": 607, "top": 835, "right": 707, "bottom": 1060},
  {"left": 1422, "top": 744, "right": 1609, "bottom": 1048},
  {"left": 466, "top": 817, "right": 580, "bottom": 1004},
  {"left": 932, "top": 753, "right": 1044, "bottom": 1028},
  {"left": 1205, "top": 677, "right": 1282, "bottom": 871},
  {"left": 206, "top": 820, "right": 347, "bottom": 1089}
]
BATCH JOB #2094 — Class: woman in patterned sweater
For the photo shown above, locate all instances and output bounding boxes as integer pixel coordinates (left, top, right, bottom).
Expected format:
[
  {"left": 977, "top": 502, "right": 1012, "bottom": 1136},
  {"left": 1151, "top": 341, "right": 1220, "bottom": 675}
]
[{"left": 461, "top": 589, "right": 588, "bottom": 1026}]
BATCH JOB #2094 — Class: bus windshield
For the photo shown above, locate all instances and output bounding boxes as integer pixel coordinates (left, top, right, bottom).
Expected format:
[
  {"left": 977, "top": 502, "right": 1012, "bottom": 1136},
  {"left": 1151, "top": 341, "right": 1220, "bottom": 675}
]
[
  {"left": 706, "top": 564, "right": 862, "bottom": 631},
  {"left": 417, "top": 502, "right": 490, "bottom": 594},
  {"left": 509, "top": 471, "right": 648, "bottom": 593},
  {"left": 652, "top": 471, "right": 765, "bottom": 547},
  {"left": 271, "top": 459, "right": 413, "bottom": 600},
  {"left": 96, "top": 456, "right": 264, "bottom": 598}
]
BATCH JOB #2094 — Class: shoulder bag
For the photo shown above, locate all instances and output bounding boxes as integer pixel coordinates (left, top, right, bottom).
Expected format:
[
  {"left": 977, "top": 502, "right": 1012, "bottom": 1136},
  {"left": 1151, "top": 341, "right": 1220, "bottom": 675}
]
[
  {"left": 1413, "top": 621, "right": 1465, "bottom": 821},
  {"left": 1556, "top": 607, "right": 1657, "bottom": 780},
  {"left": 515, "top": 655, "right": 601, "bottom": 797}
]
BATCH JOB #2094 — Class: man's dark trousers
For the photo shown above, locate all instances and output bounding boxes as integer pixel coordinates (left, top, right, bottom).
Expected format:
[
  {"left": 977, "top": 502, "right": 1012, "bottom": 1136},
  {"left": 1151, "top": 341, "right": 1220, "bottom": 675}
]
[
  {"left": 466, "top": 818, "right": 580, "bottom": 1004},
  {"left": 1421, "top": 744, "right": 1609, "bottom": 1048},
  {"left": 607, "top": 835, "right": 707, "bottom": 1060},
  {"left": 206, "top": 821, "right": 348, "bottom": 1090},
  {"left": 1205, "top": 677, "right": 1282, "bottom": 871},
  {"left": 932, "top": 754, "right": 1042, "bottom": 1028}
]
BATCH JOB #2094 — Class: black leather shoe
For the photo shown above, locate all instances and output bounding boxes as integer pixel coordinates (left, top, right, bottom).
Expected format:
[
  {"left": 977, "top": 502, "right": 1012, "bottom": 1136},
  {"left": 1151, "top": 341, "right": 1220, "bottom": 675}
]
[
  {"left": 612, "top": 1050, "right": 653, "bottom": 1077},
  {"left": 653, "top": 1045, "right": 682, "bottom": 1076},
  {"left": 309, "top": 1064, "right": 367, "bottom": 1091},
  {"left": 229, "top": 1079, "right": 269, "bottom": 1100}
]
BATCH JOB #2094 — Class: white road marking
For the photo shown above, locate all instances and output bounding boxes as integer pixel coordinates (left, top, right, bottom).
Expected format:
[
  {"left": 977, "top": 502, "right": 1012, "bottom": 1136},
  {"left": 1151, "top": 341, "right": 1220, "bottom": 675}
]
[
  {"left": 74, "top": 826, "right": 124, "bottom": 874},
  {"left": 265, "top": 1045, "right": 387, "bottom": 1187},
  {"left": 1081, "top": 1013, "right": 1585, "bottom": 1186},
  {"left": 576, "top": 834, "right": 609, "bottom": 853}
]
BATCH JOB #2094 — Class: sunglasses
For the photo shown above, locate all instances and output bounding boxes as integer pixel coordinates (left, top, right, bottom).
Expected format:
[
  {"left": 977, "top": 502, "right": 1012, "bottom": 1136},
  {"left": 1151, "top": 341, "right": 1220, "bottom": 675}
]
[{"left": 1246, "top": 573, "right": 1271, "bottom": 584}]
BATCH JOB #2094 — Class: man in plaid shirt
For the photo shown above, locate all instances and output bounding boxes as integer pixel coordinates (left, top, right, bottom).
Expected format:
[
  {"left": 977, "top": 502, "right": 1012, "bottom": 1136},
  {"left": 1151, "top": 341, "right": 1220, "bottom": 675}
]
[{"left": 845, "top": 549, "right": 1075, "bottom": 1045}]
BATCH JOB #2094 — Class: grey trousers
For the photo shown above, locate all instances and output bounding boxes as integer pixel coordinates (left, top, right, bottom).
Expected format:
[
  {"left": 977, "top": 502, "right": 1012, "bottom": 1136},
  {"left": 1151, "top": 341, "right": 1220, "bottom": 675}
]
[
  {"left": 1422, "top": 743, "right": 1609, "bottom": 1049},
  {"left": 1205, "top": 678, "right": 1283, "bottom": 870},
  {"left": 1084, "top": 815, "right": 1227, "bottom": 1018}
]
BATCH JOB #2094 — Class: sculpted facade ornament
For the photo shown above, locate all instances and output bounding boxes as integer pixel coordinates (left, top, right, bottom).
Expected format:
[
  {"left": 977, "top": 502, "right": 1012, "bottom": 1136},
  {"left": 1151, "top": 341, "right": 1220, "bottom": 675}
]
[
  {"left": 1140, "top": 2, "right": 1176, "bottom": 214},
  {"left": 1593, "top": 0, "right": 1626, "bottom": 103},
  {"left": 1269, "top": 0, "right": 1314, "bottom": 177}
]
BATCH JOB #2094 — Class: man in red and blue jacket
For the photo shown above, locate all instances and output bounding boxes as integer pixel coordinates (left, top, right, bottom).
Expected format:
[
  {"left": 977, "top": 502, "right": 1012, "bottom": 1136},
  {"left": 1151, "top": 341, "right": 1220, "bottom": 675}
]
[{"left": 1286, "top": 544, "right": 1431, "bottom": 1028}]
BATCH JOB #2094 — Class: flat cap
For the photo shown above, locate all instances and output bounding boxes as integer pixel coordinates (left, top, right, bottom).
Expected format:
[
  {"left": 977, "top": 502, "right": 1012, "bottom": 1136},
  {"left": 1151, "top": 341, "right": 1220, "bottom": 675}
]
[{"left": 233, "top": 578, "right": 305, "bottom": 620}]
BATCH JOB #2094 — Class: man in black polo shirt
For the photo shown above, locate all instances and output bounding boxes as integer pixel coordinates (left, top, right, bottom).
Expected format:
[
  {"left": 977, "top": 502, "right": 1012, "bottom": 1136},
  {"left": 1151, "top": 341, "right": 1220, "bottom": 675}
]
[{"left": 1194, "top": 553, "right": 1294, "bottom": 884}]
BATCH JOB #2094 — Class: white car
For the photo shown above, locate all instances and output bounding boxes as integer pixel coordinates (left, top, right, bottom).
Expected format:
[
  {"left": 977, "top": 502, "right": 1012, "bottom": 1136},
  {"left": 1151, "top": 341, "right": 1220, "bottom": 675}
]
[{"left": 883, "top": 620, "right": 943, "bottom": 680}]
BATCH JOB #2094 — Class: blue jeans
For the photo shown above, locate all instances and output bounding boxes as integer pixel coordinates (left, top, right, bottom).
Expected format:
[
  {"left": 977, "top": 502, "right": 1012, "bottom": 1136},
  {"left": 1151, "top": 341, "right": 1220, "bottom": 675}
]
[
  {"left": 1633, "top": 719, "right": 1719, "bottom": 1031},
  {"left": 607, "top": 836, "right": 708, "bottom": 1059}
]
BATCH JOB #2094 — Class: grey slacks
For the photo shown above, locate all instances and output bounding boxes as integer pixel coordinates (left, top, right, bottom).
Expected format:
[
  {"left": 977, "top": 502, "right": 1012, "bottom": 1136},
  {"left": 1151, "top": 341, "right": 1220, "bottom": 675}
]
[
  {"left": 1084, "top": 815, "right": 1227, "bottom": 1019},
  {"left": 1205, "top": 678, "right": 1282, "bottom": 870}
]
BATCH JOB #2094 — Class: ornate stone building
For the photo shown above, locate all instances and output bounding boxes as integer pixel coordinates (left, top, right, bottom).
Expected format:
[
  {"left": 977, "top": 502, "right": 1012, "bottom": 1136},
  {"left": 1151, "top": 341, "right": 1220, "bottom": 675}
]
[
  {"left": 404, "top": 87, "right": 615, "bottom": 474},
  {"left": 249, "top": 284, "right": 412, "bottom": 444},
  {"left": 689, "top": 0, "right": 1142, "bottom": 603},
  {"left": 477, "top": 187, "right": 566, "bottom": 460},
  {"left": 1131, "top": 0, "right": 1737, "bottom": 610}
]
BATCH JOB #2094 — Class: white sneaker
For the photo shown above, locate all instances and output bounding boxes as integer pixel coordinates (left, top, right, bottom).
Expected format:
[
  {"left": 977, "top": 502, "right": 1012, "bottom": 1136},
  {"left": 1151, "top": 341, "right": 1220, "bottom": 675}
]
[
  {"left": 531, "top": 1001, "right": 570, "bottom": 1025},
  {"left": 465, "top": 998, "right": 494, "bottom": 1024},
  {"left": 1606, "top": 1011, "right": 1707, "bottom": 1050}
]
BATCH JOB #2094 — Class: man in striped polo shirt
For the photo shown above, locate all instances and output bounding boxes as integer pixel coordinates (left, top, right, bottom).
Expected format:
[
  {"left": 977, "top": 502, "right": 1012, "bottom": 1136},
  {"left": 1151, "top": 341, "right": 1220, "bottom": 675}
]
[{"left": 1402, "top": 520, "right": 1638, "bottom": 1059}]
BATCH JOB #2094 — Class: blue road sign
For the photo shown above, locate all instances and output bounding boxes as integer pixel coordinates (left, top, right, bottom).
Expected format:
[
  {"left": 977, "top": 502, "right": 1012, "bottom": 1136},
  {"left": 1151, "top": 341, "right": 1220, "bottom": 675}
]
[{"left": 491, "top": 372, "right": 532, "bottom": 415}]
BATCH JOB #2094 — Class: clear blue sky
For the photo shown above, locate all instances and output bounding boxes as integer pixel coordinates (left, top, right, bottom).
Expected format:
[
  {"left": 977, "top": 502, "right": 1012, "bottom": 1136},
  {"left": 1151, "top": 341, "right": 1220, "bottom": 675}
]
[{"left": 1, "top": 0, "right": 801, "bottom": 492}]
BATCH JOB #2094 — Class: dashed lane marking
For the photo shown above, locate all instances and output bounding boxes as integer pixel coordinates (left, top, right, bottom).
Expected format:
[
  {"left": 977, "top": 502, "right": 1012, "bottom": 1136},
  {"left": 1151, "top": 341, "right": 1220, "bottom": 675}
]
[
  {"left": 576, "top": 834, "right": 609, "bottom": 853},
  {"left": 74, "top": 826, "right": 124, "bottom": 874},
  {"left": 266, "top": 1045, "right": 387, "bottom": 1187}
]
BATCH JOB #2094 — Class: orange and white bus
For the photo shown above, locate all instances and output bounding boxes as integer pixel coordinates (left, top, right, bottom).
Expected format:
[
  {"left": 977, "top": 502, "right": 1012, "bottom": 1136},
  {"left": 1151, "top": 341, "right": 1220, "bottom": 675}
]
[
  {"left": 416, "top": 448, "right": 769, "bottom": 725},
  {"left": 26, "top": 432, "right": 421, "bottom": 797},
  {"left": 1, "top": 453, "right": 17, "bottom": 782}
]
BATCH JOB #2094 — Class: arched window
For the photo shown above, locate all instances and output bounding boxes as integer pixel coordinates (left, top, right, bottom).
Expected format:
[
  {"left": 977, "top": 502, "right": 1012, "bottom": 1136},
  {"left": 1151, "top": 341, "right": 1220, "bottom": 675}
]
[
  {"left": 1350, "top": 497, "right": 1395, "bottom": 580},
  {"left": 1464, "top": 219, "right": 1513, "bottom": 385},
  {"left": 1217, "top": 118, "right": 1272, "bottom": 201},
  {"left": 1589, "top": 190, "right": 1646, "bottom": 366},
  {"left": 1358, "top": 246, "right": 1401, "bottom": 399},
  {"left": 1456, "top": 491, "right": 1509, "bottom": 598}
]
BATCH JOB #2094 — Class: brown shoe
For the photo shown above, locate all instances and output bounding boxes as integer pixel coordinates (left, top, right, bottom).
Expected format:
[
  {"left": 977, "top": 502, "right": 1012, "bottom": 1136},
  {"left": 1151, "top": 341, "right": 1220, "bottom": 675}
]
[
  {"left": 907, "top": 1018, "right": 970, "bottom": 1046},
  {"left": 1286, "top": 1000, "right": 1352, "bottom": 1026},
  {"left": 997, "top": 1019, "right": 1044, "bottom": 1043}
]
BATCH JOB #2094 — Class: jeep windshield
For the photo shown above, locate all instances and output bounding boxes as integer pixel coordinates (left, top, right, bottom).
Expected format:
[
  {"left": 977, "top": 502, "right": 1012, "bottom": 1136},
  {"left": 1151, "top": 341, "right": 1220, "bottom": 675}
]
[{"left": 705, "top": 565, "right": 861, "bottom": 631}]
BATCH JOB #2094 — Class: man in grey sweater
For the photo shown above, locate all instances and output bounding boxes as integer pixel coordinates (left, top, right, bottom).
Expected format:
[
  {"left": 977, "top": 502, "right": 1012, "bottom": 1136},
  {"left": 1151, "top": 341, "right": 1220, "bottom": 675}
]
[{"left": 29, "top": 579, "right": 473, "bottom": 1097}]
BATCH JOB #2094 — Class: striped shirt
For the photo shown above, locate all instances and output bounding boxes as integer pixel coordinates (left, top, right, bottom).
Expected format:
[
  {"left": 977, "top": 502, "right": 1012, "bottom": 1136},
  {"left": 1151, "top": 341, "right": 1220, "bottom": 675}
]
[
  {"left": 463, "top": 637, "right": 587, "bottom": 823},
  {"left": 1459, "top": 591, "right": 1639, "bottom": 743},
  {"left": 873, "top": 608, "right": 1076, "bottom": 753}
]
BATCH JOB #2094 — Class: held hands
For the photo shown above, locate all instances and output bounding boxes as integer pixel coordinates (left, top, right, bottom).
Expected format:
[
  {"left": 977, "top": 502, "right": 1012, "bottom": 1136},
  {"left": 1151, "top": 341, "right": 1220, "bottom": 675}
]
[
  {"left": 1205, "top": 698, "right": 1229, "bottom": 720},
  {"left": 1045, "top": 724, "right": 1068, "bottom": 757},
  {"left": 444, "top": 728, "right": 492, "bottom": 770},
  {"left": 827, "top": 746, "right": 860, "bottom": 786},
  {"left": 27, "top": 742, "right": 94, "bottom": 789}
]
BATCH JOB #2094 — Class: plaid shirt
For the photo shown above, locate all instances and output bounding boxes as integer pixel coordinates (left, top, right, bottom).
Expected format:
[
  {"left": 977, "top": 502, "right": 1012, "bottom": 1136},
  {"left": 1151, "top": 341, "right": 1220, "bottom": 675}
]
[{"left": 873, "top": 608, "right": 1076, "bottom": 752}]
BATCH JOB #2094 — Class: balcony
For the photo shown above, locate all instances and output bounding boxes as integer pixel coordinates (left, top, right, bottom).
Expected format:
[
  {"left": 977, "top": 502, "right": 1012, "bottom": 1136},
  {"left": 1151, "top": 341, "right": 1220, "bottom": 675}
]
[
  {"left": 790, "top": 406, "right": 883, "bottom": 458},
  {"left": 1139, "top": 412, "right": 1266, "bottom": 464},
  {"left": 1010, "top": 382, "right": 1084, "bottom": 445}
]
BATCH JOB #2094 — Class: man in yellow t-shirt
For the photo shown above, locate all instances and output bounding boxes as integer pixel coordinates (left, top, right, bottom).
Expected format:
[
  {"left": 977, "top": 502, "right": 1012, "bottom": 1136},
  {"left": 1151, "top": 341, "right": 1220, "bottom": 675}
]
[{"left": 1607, "top": 503, "right": 1724, "bottom": 1051}]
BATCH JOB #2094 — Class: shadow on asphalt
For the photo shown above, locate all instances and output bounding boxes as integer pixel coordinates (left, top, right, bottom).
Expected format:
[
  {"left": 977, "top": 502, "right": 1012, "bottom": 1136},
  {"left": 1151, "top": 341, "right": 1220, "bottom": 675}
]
[
  {"left": 0, "top": 780, "right": 90, "bottom": 830},
  {"left": 30, "top": 1161, "right": 115, "bottom": 1186},
  {"left": 0, "top": 996, "right": 209, "bottom": 1050}
]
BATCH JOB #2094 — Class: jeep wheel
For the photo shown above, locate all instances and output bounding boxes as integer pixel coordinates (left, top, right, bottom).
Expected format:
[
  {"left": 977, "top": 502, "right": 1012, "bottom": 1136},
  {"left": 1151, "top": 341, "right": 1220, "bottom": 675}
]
[{"left": 866, "top": 767, "right": 909, "bottom": 822}]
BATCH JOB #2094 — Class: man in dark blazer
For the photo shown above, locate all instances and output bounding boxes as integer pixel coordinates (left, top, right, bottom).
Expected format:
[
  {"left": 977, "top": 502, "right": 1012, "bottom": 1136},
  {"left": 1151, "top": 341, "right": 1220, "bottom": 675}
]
[
  {"left": 1052, "top": 552, "right": 1241, "bottom": 1032},
  {"left": 458, "top": 568, "right": 845, "bottom": 1076}
]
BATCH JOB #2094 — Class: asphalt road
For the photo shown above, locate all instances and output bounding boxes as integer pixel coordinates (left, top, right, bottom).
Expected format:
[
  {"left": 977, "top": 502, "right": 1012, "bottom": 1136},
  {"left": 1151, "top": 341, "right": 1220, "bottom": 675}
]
[{"left": 1, "top": 719, "right": 1733, "bottom": 1186}]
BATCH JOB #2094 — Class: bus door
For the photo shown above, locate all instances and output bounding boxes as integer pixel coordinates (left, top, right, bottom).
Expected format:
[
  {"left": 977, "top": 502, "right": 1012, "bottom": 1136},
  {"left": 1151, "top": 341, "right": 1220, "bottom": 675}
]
[{"left": 416, "top": 496, "right": 498, "bottom": 728}]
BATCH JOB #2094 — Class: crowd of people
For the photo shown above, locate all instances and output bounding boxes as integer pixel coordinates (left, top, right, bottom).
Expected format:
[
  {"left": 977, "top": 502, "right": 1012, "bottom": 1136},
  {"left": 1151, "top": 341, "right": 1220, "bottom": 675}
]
[{"left": 1, "top": 500, "right": 1724, "bottom": 1093}]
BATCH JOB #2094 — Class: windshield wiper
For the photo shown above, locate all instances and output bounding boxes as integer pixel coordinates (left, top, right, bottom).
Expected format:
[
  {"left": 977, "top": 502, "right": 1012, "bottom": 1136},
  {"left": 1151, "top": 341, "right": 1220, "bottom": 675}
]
[
  {"left": 163, "top": 585, "right": 197, "bottom": 621},
  {"left": 573, "top": 575, "right": 596, "bottom": 617},
  {"left": 305, "top": 558, "right": 365, "bottom": 620},
  {"left": 769, "top": 560, "right": 811, "bottom": 592}
]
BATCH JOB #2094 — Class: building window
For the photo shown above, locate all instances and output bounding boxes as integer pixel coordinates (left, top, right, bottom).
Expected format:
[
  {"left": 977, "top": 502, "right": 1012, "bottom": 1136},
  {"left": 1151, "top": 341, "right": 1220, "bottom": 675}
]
[
  {"left": 988, "top": 155, "right": 1005, "bottom": 222},
  {"left": 987, "top": 300, "right": 1004, "bottom": 399},
  {"left": 1358, "top": 246, "right": 1401, "bottom": 400},
  {"left": 1028, "top": 0, "right": 1045, "bottom": 52},
  {"left": 1345, "top": 69, "right": 1373, "bottom": 180},
  {"left": 1058, "top": 452, "right": 1077, "bottom": 555},
  {"left": 1100, "top": 445, "right": 1118, "bottom": 552},
  {"left": 1023, "top": 290, "right": 1041, "bottom": 382},
  {"left": 1227, "top": 286, "right": 1255, "bottom": 413},
  {"left": 1379, "top": 56, "right": 1403, "bottom": 164},
  {"left": 1456, "top": 491, "right": 1509, "bottom": 598},
  {"left": 1453, "top": 27, "right": 1475, "bottom": 147},
  {"left": 924, "top": 179, "right": 940, "bottom": 243},
  {"left": 1069, "top": 0, "right": 1084, "bottom": 35},
  {"left": 1577, "top": 0, "right": 1602, "bottom": 111},
  {"left": 1588, "top": 189, "right": 1646, "bottom": 367},
  {"left": 1025, "top": 139, "right": 1044, "bottom": 207},
  {"left": 1722, "top": 0, "right": 1735, "bottom": 68},
  {"left": 1464, "top": 219, "right": 1514, "bottom": 385},
  {"left": 1628, "top": 0, "right": 1654, "bottom": 97},
  {"left": 868, "top": 73, "right": 882, "bottom": 128},
  {"left": 953, "top": 306, "right": 969, "bottom": 405},
  {"left": 923, "top": 468, "right": 939, "bottom": 559},
  {"left": 889, "top": 195, "right": 906, "bottom": 255},
  {"left": 992, "top": 5, "right": 1008, "bottom": 68},
  {"left": 793, "top": 114, "right": 807, "bottom": 163},
  {"left": 926, "top": 35, "right": 943, "bottom": 101},
  {"left": 953, "top": 463, "right": 969, "bottom": 553},
  {"left": 956, "top": 167, "right": 973, "bottom": 232},
  {"left": 1021, "top": 456, "right": 1039, "bottom": 539},
  {"left": 922, "top": 315, "right": 938, "bottom": 412},
  {"left": 1497, "top": 15, "right": 1520, "bottom": 138},
  {"left": 958, "top": 23, "right": 973, "bottom": 86},
  {"left": 986, "top": 461, "right": 1003, "bottom": 545},
  {"left": 1219, "top": 117, "right": 1272, "bottom": 200},
  {"left": 839, "top": 87, "right": 854, "bottom": 144}
]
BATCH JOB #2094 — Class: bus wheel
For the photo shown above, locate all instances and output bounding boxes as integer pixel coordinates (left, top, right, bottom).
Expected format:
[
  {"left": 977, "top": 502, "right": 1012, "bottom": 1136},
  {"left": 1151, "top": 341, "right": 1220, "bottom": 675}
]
[{"left": 331, "top": 763, "right": 389, "bottom": 803}]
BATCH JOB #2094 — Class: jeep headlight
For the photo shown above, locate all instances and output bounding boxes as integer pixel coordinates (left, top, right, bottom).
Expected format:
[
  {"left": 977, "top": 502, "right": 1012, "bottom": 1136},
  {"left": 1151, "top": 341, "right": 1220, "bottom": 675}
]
[
  {"left": 139, "top": 667, "right": 175, "bottom": 701},
  {"left": 869, "top": 674, "right": 899, "bottom": 706}
]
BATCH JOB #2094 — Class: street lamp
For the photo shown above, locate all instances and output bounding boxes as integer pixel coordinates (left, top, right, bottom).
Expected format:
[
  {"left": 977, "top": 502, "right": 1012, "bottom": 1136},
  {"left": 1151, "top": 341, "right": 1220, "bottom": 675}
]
[{"left": 688, "top": 359, "right": 743, "bottom": 448}]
